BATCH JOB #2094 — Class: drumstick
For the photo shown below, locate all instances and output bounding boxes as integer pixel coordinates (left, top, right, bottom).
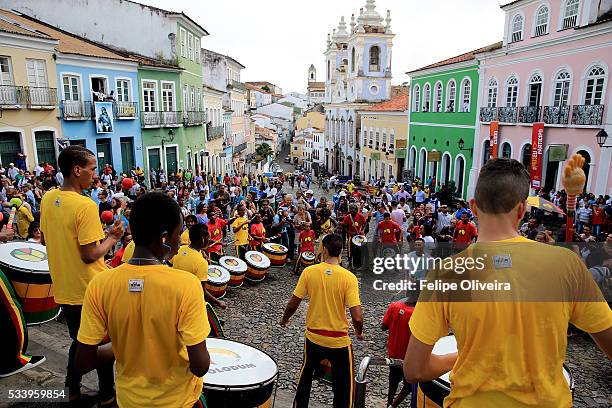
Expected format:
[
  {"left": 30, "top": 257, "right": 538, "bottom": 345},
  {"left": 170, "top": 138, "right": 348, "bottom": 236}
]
[{"left": 6, "top": 207, "right": 16, "bottom": 230}]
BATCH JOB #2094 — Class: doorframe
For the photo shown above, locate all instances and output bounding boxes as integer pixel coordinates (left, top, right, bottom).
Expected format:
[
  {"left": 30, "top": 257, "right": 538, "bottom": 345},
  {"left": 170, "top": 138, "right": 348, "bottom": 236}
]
[
  {"left": 164, "top": 143, "right": 180, "bottom": 173},
  {"left": 146, "top": 145, "right": 162, "bottom": 173},
  {"left": 0, "top": 127, "right": 26, "bottom": 167},
  {"left": 30, "top": 126, "right": 59, "bottom": 166}
]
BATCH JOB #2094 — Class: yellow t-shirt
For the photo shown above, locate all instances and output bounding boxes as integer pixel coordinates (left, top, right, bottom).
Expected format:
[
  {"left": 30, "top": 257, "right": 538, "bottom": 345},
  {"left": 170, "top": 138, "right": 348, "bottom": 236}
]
[
  {"left": 409, "top": 236, "right": 612, "bottom": 407},
  {"left": 78, "top": 263, "right": 210, "bottom": 408},
  {"left": 241, "top": 176, "right": 249, "bottom": 187},
  {"left": 16, "top": 205, "right": 34, "bottom": 239},
  {"left": 347, "top": 183, "right": 355, "bottom": 193},
  {"left": 293, "top": 262, "right": 361, "bottom": 348},
  {"left": 180, "top": 229, "right": 190, "bottom": 245},
  {"left": 171, "top": 245, "right": 208, "bottom": 282},
  {"left": 231, "top": 216, "right": 249, "bottom": 246},
  {"left": 40, "top": 189, "right": 107, "bottom": 305},
  {"left": 121, "top": 240, "right": 135, "bottom": 263}
]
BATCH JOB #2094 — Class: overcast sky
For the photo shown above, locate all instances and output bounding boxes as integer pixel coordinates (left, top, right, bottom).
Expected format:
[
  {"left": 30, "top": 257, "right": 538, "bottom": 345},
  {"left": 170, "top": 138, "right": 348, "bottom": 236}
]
[{"left": 139, "top": 0, "right": 507, "bottom": 93}]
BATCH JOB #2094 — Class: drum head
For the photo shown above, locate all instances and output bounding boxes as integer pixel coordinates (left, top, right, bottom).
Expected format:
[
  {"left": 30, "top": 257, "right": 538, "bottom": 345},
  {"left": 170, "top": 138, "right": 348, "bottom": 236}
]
[
  {"left": 351, "top": 235, "right": 367, "bottom": 246},
  {"left": 263, "top": 243, "right": 288, "bottom": 254},
  {"left": 208, "top": 265, "right": 230, "bottom": 284},
  {"left": 245, "top": 251, "right": 271, "bottom": 269},
  {"left": 302, "top": 251, "right": 315, "bottom": 261},
  {"left": 219, "top": 256, "right": 247, "bottom": 273},
  {"left": 0, "top": 241, "right": 48, "bottom": 272},
  {"left": 205, "top": 338, "right": 278, "bottom": 388}
]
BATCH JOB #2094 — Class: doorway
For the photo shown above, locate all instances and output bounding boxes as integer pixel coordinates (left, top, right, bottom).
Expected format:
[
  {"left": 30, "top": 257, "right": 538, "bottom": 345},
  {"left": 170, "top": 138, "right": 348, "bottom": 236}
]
[
  {"left": 91, "top": 77, "right": 108, "bottom": 101},
  {"left": 95, "top": 138, "right": 112, "bottom": 169},
  {"left": 0, "top": 132, "right": 21, "bottom": 166}
]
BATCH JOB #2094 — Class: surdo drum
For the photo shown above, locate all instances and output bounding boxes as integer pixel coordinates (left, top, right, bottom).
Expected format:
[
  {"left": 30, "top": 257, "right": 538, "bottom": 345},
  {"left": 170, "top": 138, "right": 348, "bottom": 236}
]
[
  {"left": 206, "top": 265, "right": 230, "bottom": 299},
  {"left": 244, "top": 251, "right": 271, "bottom": 282},
  {"left": 203, "top": 338, "right": 278, "bottom": 408},
  {"left": 417, "top": 335, "right": 575, "bottom": 407},
  {"left": 219, "top": 256, "right": 248, "bottom": 288},
  {"left": 0, "top": 241, "right": 60, "bottom": 325},
  {"left": 262, "top": 243, "right": 288, "bottom": 267},
  {"left": 300, "top": 251, "right": 315, "bottom": 267},
  {"left": 351, "top": 235, "right": 367, "bottom": 247}
]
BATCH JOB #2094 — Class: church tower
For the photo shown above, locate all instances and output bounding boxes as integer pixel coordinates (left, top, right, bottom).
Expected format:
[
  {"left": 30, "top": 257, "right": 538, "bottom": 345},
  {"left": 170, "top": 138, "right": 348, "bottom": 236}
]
[
  {"left": 346, "top": 0, "right": 394, "bottom": 102},
  {"left": 308, "top": 64, "right": 316, "bottom": 83}
]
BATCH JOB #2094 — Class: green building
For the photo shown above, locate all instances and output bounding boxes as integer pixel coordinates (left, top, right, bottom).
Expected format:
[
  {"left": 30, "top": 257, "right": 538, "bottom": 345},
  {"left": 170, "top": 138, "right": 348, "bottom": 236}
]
[{"left": 406, "top": 43, "right": 500, "bottom": 198}]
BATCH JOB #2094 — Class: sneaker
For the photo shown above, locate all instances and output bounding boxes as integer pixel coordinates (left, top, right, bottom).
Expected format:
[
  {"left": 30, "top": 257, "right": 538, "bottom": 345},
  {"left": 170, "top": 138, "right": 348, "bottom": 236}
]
[{"left": 0, "top": 355, "right": 46, "bottom": 378}]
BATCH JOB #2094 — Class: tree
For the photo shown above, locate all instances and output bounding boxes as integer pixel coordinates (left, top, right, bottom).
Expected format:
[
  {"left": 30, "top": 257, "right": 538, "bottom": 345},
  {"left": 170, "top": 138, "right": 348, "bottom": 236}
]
[
  {"left": 261, "top": 85, "right": 270, "bottom": 92},
  {"left": 255, "top": 143, "right": 273, "bottom": 162}
]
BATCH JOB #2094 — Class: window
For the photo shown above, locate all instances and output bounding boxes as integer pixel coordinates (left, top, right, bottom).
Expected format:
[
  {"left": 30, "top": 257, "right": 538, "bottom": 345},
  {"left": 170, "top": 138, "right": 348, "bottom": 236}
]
[
  {"left": 369, "top": 129, "right": 373, "bottom": 145},
  {"left": 196, "top": 88, "right": 202, "bottom": 111},
  {"left": 487, "top": 79, "right": 498, "bottom": 107},
  {"left": 327, "top": 60, "right": 331, "bottom": 80},
  {"left": 142, "top": 81, "right": 156, "bottom": 112},
  {"left": 422, "top": 83, "right": 431, "bottom": 112},
  {"left": 26, "top": 59, "right": 48, "bottom": 87},
  {"left": 506, "top": 76, "right": 519, "bottom": 107},
  {"left": 375, "top": 130, "right": 380, "bottom": 147},
  {"left": 528, "top": 74, "right": 543, "bottom": 106},
  {"left": 183, "top": 85, "right": 188, "bottom": 111},
  {"left": 35, "top": 131, "right": 56, "bottom": 167},
  {"left": 180, "top": 28, "right": 187, "bottom": 58},
  {"left": 584, "top": 66, "right": 605, "bottom": 105},
  {"left": 534, "top": 5, "right": 549, "bottom": 36},
  {"left": 351, "top": 48, "right": 356, "bottom": 72},
  {"left": 62, "top": 75, "right": 80, "bottom": 101},
  {"left": 511, "top": 14, "right": 524, "bottom": 42},
  {"left": 195, "top": 38, "right": 200, "bottom": 63},
  {"left": 115, "top": 79, "right": 130, "bottom": 102},
  {"left": 382, "top": 129, "right": 387, "bottom": 146},
  {"left": 434, "top": 82, "right": 443, "bottom": 112},
  {"left": 460, "top": 79, "right": 471, "bottom": 112},
  {"left": 162, "top": 82, "right": 174, "bottom": 111},
  {"left": 562, "top": 0, "right": 579, "bottom": 29},
  {"left": 446, "top": 80, "right": 456, "bottom": 112},
  {"left": 188, "top": 33, "right": 194, "bottom": 61},
  {"left": 413, "top": 85, "right": 420, "bottom": 112},
  {"left": 501, "top": 142, "right": 512, "bottom": 158},
  {"left": 369, "top": 45, "right": 380, "bottom": 72},
  {"left": 389, "top": 129, "right": 395, "bottom": 147},
  {"left": 553, "top": 71, "right": 571, "bottom": 106},
  {"left": 0, "top": 56, "right": 13, "bottom": 85}
]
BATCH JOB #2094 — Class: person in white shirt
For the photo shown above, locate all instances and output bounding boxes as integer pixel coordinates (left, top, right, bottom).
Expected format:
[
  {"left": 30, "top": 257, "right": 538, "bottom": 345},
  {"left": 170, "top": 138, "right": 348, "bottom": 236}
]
[
  {"left": 7, "top": 164, "right": 18, "bottom": 181},
  {"left": 34, "top": 163, "right": 45, "bottom": 177},
  {"left": 434, "top": 205, "right": 453, "bottom": 235}
]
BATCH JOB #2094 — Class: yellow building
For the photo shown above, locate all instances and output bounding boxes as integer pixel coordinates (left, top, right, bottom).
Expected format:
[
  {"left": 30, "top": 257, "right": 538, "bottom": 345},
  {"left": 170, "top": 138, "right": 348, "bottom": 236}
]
[
  {"left": 290, "top": 137, "right": 304, "bottom": 166},
  {"left": 295, "top": 111, "right": 325, "bottom": 132},
  {"left": 358, "top": 90, "right": 409, "bottom": 182},
  {"left": 0, "top": 17, "right": 61, "bottom": 169}
]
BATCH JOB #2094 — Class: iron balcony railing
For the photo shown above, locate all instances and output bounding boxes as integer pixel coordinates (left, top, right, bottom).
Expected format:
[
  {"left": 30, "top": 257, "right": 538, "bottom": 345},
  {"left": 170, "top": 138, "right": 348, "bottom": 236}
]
[
  {"left": 184, "top": 111, "right": 206, "bottom": 126},
  {"left": 572, "top": 105, "right": 604, "bottom": 126},
  {"left": 227, "top": 80, "right": 246, "bottom": 92},
  {"left": 518, "top": 106, "right": 542, "bottom": 123},
  {"left": 114, "top": 101, "right": 138, "bottom": 119},
  {"left": 543, "top": 106, "right": 570, "bottom": 125},
  {"left": 498, "top": 107, "right": 517, "bottom": 123},
  {"left": 140, "top": 111, "right": 182, "bottom": 128},
  {"left": 61, "top": 100, "right": 94, "bottom": 120},
  {"left": 207, "top": 125, "right": 224, "bottom": 141},
  {"left": 0, "top": 85, "right": 24, "bottom": 106},
  {"left": 234, "top": 142, "right": 247, "bottom": 154},
  {"left": 27, "top": 87, "right": 57, "bottom": 107},
  {"left": 479, "top": 106, "right": 499, "bottom": 122}
]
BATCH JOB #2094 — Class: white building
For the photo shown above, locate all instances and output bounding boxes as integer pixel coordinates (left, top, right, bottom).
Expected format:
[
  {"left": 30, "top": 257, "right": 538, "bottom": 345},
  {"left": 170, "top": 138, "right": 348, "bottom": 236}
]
[{"left": 307, "top": 64, "right": 326, "bottom": 105}]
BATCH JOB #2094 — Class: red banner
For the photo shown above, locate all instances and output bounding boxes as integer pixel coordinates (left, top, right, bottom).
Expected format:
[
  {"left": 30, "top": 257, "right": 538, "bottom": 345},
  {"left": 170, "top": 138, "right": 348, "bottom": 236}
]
[
  {"left": 530, "top": 122, "right": 545, "bottom": 189},
  {"left": 489, "top": 121, "right": 499, "bottom": 158}
]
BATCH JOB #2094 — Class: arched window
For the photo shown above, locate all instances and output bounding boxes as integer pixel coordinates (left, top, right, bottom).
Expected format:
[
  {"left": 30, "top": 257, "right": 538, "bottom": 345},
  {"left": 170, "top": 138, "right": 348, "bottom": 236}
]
[
  {"left": 351, "top": 48, "right": 356, "bottom": 72},
  {"left": 506, "top": 76, "right": 519, "bottom": 107},
  {"left": 528, "top": 74, "right": 543, "bottom": 107},
  {"left": 460, "top": 79, "right": 471, "bottom": 112},
  {"left": 521, "top": 144, "right": 532, "bottom": 168},
  {"left": 434, "top": 82, "right": 443, "bottom": 112},
  {"left": 446, "top": 80, "right": 456, "bottom": 112},
  {"left": 562, "top": 0, "right": 579, "bottom": 29},
  {"left": 534, "top": 5, "right": 549, "bottom": 36},
  {"left": 501, "top": 142, "right": 512, "bottom": 158},
  {"left": 369, "top": 46, "right": 380, "bottom": 72},
  {"left": 576, "top": 149, "right": 591, "bottom": 190},
  {"left": 553, "top": 71, "right": 571, "bottom": 107},
  {"left": 455, "top": 156, "right": 466, "bottom": 195},
  {"left": 413, "top": 85, "right": 421, "bottom": 112},
  {"left": 327, "top": 60, "right": 331, "bottom": 80},
  {"left": 584, "top": 66, "right": 606, "bottom": 105},
  {"left": 422, "top": 83, "right": 431, "bottom": 112},
  {"left": 487, "top": 79, "right": 498, "bottom": 107},
  {"left": 511, "top": 14, "right": 524, "bottom": 42},
  {"left": 442, "top": 153, "right": 451, "bottom": 184},
  {"left": 482, "top": 140, "right": 491, "bottom": 166},
  {"left": 409, "top": 147, "right": 417, "bottom": 173},
  {"left": 419, "top": 149, "right": 427, "bottom": 179}
]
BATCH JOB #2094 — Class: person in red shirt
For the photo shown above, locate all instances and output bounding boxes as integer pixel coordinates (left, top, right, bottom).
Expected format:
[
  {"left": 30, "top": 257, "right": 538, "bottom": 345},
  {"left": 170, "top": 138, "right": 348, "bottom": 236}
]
[
  {"left": 376, "top": 213, "right": 402, "bottom": 245},
  {"left": 382, "top": 297, "right": 416, "bottom": 408},
  {"left": 294, "top": 225, "right": 316, "bottom": 274},
  {"left": 453, "top": 212, "right": 477, "bottom": 248},
  {"left": 206, "top": 208, "right": 237, "bottom": 262},
  {"left": 340, "top": 203, "right": 367, "bottom": 269},
  {"left": 249, "top": 214, "right": 268, "bottom": 250},
  {"left": 110, "top": 233, "right": 132, "bottom": 268}
]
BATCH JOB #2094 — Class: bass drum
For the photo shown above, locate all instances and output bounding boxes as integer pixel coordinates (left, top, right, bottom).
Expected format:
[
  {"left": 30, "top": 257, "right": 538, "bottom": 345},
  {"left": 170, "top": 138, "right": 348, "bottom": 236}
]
[
  {"left": 206, "top": 265, "right": 230, "bottom": 299},
  {"left": 203, "top": 338, "right": 278, "bottom": 408},
  {"left": 244, "top": 251, "right": 270, "bottom": 282},
  {"left": 262, "top": 243, "right": 288, "bottom": 267},
  {"left": 219, "top": 256, "right": 248, "bottom": 288}
]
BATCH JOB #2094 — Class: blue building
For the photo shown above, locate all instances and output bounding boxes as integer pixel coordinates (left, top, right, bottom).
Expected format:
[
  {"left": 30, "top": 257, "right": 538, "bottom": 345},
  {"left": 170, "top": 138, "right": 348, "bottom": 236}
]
[{"left": 21, "top": 14, "right": 144, "bottom": 174}]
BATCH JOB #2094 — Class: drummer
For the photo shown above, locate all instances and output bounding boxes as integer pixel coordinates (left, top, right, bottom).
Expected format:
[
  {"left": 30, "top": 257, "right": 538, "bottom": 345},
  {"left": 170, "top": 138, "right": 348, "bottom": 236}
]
[
  {"left": 293, "top": 222, "right": 315, "bottom": 274},
  {"left": 404, "top": 158, "right": 612, "bottom": 407},
  {"left": 280, "top": 233, "right": 363, "bottom": 408},
  {"left": 75, "top": 192, "right": 211, "bottom": 407},
  {"left": 206, "top": 207, "right": 238, "bottom": 262},
  {"left": 181, "top": 214, "right": 198, "bottom": 245},
  {"left": 231, "top": 205, "right": 251, "bottom": 261},
  {"left": 339, "top": 203, "right": 367, "bottom": 269}
]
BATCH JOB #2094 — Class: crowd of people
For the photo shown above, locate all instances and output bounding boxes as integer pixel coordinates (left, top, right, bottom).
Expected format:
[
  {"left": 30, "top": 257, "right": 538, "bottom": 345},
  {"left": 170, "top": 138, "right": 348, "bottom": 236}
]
[{"left": 0, "top": 146, "right": 611, "bottom": 408}]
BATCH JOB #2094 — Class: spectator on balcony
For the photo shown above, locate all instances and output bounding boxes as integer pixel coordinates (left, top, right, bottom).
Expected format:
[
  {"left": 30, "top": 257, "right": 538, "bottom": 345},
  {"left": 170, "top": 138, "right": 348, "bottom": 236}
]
[{"left": 103, "top": 91, "right": 115, "bottom": 102}]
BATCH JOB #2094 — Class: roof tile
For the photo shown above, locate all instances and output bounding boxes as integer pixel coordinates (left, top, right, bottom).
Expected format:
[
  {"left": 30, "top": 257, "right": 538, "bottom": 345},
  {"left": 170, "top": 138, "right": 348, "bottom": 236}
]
[{"left": 365, "top": 90, "right": 410, "bottom": 112}]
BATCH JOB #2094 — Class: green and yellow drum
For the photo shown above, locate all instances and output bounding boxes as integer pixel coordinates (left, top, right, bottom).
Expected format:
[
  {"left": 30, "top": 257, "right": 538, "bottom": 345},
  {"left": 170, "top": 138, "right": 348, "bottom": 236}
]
[{"left": 262, "top": 243, "right": 288, "bottom": 267}]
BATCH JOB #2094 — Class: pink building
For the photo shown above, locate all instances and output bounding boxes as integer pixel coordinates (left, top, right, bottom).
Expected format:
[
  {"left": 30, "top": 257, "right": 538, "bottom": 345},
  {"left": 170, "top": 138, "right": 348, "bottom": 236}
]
[{"left": 469, "top": 0, "right": 612, "bottom": 197}]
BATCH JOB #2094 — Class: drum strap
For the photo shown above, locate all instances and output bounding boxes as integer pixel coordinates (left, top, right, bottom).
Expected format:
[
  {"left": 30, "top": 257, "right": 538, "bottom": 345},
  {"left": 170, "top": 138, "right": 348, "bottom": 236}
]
[{"left": 307, "top": 328, "right": 348, "bottom": 337}]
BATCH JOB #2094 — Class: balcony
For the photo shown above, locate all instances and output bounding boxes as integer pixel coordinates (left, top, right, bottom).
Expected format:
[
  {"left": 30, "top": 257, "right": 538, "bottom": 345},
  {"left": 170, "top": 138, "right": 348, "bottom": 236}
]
[
  {"left": 228, "top": 80, "right": 246, "bottom": 92},
  {"left": 234, "top": 142, "right": 247, "bottom": 154},
  {"left": 480, "top": 107, "right": 499, "bottom": 122},
  {"left": 207, "top": 125, "right": 224, "bottom": 141},
  {"left": 572, "top": 105, "right": 604, "bottom": 126},
  {"left": 518, "top": 106, "right": 541, "bottom": 124},
  {"left": 26, "top": 87, "right": 57, "bottom": 108},
  {"left": 61, "top": 100, "right": 93, "bottom": 120},
  {"left": 0, "top": 85, "right": 25, "bottom": 106},
  {"left": 184, "top": 111, "right": 206, "bottom": 126},
  {"left": 543, "top": 106, "right": 570, "bottom": 125},
  {"left": 498, "top": 107, "right": 517, "bottom": 123},
  {"left": 114, "top": 101, "right": 138, "bottom": 119},
  {"left": 140, "top": 111, "right": 182, "bottom": 128}
]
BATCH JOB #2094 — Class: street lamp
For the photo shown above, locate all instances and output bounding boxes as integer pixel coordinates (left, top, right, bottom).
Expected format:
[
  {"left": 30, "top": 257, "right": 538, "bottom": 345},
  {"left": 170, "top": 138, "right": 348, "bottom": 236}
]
[
  {"left": 458, "top": 138, "right": 473, "bottom": 157},
  {"left": 595, "top": 129, "right": 609, "bottom": 148}
]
